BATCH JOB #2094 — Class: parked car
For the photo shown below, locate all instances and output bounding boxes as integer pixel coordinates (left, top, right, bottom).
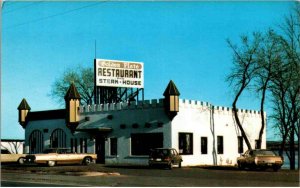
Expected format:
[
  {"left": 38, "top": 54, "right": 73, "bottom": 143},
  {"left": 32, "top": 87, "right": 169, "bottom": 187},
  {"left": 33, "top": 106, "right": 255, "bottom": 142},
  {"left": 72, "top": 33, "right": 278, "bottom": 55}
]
[
  {"left": 149, "top": 148, "right": 182, "bottom": 169},
  {"left": 25, "top": 148, "right": 97, "bottom": 167},
  {"left": 237, "top": 149, "right": 283, "bottom": 171},
  {"left": 0, "top": 149, "right": 26, "bottom": 164}
]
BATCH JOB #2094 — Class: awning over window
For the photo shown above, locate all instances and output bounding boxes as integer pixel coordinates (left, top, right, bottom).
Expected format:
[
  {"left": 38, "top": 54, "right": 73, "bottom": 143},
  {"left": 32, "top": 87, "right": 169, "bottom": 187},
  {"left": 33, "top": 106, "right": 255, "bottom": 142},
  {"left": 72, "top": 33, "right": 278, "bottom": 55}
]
[
  {"left": 76, "top": 127, "right": 112, "bottom": 133},
  {"left": 76, "top": 116, "right": 113, "bottom": 133}
]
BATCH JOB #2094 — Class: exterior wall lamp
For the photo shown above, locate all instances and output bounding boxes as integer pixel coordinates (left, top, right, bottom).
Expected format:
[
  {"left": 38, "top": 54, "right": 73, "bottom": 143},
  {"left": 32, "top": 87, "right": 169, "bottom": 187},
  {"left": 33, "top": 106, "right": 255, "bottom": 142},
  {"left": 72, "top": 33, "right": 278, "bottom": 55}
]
[
  {"left": 64, "top": 83, "right": 81, "bottom": 133},
  {"left": 163, "top": 80, "right": 180, "bottom": 120},
  {"left": 17, "top": 98, "right": 31, "bottom": 129}
]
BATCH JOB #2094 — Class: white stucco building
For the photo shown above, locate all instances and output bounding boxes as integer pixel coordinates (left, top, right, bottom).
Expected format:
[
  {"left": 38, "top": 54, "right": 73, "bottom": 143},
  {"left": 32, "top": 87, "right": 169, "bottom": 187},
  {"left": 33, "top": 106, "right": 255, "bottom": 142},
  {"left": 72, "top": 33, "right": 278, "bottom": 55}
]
[
  {"left": 1, "top": 139, "right": 24, "bottom": 154},
  {"left": 19, "top": 80, "right": 266, "bottom": 167}
]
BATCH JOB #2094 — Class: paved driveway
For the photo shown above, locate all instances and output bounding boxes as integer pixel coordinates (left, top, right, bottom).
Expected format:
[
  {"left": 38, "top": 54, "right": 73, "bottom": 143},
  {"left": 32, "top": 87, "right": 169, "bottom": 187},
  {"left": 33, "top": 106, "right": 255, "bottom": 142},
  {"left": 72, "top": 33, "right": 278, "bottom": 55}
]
[{"left": 1, "top": 164, "right": 299, "bottom": 187}]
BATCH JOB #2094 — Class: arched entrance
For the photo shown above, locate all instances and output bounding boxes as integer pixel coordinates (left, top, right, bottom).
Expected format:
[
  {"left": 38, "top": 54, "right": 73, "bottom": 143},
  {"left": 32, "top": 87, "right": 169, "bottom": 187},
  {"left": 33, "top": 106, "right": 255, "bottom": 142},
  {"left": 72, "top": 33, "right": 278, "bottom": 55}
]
[
  {"left": 50, "top": 128, "right": 66, "bottom": 148},
  {"left": 29, "top": 130, "right": 43, "bottom": 154}
]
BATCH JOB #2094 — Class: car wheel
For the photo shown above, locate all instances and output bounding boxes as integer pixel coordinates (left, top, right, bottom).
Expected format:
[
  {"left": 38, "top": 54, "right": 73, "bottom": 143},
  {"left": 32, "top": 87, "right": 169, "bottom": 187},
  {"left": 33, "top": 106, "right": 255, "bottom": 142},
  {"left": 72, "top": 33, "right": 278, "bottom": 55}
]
[
  {"left": 48, "top": 161, "right": 56, "bottom": 167},
  {"left": 260, "top": 167, "right": 267, "bottom": 171},
  {"left": 168, "top": 162, "right": 173, "bottom": 170},
  {"left": 273, "top": 166, "right": 280, "bottom": 172},
  {"left": 149, "top": 163, "right": 153, "bottom": 168},
  {"left": 18, "top": 157, "right": 25, "bottom": 165},
  {"left": 83, "top": 157, "right": 92, "bottom": 165},
  {"left": 238, "top": 162, "right": 244, "bottom": 170}
]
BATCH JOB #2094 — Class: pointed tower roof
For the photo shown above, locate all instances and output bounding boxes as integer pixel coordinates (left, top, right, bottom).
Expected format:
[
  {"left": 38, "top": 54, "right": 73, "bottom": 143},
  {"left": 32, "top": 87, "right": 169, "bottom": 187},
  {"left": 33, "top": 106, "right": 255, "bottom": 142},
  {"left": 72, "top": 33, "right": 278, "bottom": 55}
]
[
  {"left": 64, "top": 83, "right": 81, "bottom": 100},
  {"left": 163, "top": 80, "right": 180, "bottom": 96},
  {"left": 17, "top": 98, "right": 31, "bottom": 110}
]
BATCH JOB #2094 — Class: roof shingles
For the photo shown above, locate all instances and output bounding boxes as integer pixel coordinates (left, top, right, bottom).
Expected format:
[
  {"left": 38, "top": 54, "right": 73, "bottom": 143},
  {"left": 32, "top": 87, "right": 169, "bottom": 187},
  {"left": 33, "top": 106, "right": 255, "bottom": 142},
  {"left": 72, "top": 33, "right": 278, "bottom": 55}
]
[
  {"left": 64, "top": 83, "right": 81, "bottom": 100},
  {"left": 17, "top": 98, "right": 31, "bottom": 110},
  {"left": 163, "top": 80, "right": 180, "bottom": 96}
]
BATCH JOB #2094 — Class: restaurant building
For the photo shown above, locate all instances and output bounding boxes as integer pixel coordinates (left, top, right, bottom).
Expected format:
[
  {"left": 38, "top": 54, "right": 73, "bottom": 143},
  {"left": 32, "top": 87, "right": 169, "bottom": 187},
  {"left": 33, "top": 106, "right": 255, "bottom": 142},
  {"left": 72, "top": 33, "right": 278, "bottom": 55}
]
[{"left": 18, "top": 59, "right": 266, "bottom": 166}]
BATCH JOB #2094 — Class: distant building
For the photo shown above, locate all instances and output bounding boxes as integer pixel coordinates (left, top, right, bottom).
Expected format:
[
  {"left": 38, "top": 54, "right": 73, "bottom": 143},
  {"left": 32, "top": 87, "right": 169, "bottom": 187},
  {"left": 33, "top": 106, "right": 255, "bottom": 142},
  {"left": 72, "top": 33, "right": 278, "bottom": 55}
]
[
  {"left": 17, "top": 59, "right": 266, "bottom": 166},
  {"left": 1, "top": 139, "right": 24, "bottom": 154},
  {"left": 267, "top": 141, "right": 299, "bottom": 151}
]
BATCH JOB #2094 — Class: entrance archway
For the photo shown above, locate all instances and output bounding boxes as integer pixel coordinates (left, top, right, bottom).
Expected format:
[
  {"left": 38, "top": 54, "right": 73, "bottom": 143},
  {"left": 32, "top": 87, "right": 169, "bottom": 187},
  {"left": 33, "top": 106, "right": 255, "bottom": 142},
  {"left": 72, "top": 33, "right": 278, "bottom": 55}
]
[
  {"left": 50, "top": 128, "right": 66, "bottom": 148},
  {"left": 29, "top": 130, "right": 43, "bottom": 154}
]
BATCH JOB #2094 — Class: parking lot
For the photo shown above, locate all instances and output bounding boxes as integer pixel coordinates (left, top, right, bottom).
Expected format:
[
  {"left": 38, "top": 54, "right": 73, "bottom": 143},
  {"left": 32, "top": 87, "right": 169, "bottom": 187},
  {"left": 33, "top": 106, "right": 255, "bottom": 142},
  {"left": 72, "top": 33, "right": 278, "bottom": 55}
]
[{"left": 1, "top": 163, "right": 299, "bottom": 187}]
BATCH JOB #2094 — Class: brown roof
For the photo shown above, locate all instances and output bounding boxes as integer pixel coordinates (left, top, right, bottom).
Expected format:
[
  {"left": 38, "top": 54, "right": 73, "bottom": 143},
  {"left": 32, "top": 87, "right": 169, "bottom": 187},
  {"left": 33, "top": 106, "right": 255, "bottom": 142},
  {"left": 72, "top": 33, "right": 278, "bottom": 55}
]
[
  {"left": 64, "top": 83, "right": 81, "bottom": 100},
  {"left": 27, "top": 109, "right": 66, "bottom": 121},
  {"left": 17, "top": 98, "right": 31, "bottom": 110},
  {"left": 163, "top": 80, "right": 180, "bottom": 96}
]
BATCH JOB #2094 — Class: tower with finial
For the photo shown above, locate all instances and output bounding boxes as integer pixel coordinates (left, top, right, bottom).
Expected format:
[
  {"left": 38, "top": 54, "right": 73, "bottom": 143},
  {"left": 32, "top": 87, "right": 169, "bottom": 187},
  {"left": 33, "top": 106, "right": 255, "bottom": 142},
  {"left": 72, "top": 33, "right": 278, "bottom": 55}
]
[
  {"left": 64, "top": 83, "right": 81, "bottom": 132},
  {"left": 163, "top": 80, "right": 180, "bottom": 119},
  {"left": 17, "top": 98, "right": 31, "bottom": 128}
]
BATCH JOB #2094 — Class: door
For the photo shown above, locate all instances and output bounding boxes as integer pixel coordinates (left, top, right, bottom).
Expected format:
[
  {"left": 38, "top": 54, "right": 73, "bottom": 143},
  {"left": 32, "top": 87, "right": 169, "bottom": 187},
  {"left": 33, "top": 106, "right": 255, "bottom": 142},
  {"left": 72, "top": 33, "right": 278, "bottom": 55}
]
[{"left": 95, "top": 136, "right": 105, "bottom": 163}]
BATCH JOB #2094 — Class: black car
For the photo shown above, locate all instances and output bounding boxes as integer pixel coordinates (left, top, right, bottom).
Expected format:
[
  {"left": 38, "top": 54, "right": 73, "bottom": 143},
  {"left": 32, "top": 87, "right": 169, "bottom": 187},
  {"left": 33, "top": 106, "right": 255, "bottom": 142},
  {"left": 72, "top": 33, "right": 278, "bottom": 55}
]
[{"left": 149, "top": 148, "right": 182, "bottom": 169}]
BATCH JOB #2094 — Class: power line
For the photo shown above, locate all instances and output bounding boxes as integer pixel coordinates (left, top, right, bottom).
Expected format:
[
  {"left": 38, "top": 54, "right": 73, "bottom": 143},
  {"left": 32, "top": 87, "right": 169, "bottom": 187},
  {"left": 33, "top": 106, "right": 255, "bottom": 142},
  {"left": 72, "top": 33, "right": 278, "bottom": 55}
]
[
  {"left": 4, "top": 1, "right": 107, "bottom": 30},
  {"left": 2, "top": 1, "right": 45, "bottom": 15}
]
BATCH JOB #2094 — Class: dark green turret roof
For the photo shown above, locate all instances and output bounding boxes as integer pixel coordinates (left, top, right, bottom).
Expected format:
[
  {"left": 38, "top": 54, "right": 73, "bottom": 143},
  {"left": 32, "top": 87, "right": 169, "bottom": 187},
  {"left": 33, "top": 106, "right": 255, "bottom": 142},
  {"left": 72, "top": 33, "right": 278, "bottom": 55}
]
[
  {"left": 64, "top": 83, "right": 81, "bottom": 100},
  {"left": 17, "top": 98, "right": 31, "bottom": 110},
  {"left": 163, "top": 80, "right": 180, "bottom": 96}
]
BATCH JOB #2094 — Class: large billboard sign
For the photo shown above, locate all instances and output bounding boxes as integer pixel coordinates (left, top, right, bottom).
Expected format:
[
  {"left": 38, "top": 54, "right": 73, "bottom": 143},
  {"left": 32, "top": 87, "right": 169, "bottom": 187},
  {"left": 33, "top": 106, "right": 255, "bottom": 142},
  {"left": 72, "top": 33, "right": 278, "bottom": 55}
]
[{"left": 95, "top": 59, "right": 144, "bottom": 88}]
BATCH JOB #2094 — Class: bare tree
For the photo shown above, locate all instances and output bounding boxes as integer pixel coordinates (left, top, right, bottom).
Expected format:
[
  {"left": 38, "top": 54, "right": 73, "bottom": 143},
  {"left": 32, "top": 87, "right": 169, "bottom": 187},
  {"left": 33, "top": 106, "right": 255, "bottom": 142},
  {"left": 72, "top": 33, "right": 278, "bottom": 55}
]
[
  {"left": 267, "top": 5, "right": 300, "bottom": 169},
  {"left": 227, "top": 4, "right": 300, "bottom": 170},
  {"left": 1, "top": 141, "right": 23, "bottom": 154},
  {"left": 276, "top": 6, "right": 300, "bottom": 170},
  {"left": 253, "top": 30, "right": 283, "bottom": 149},
  {"left": 270, "top": 52, "right": 300, "bottom": 169},
  {"left": 226, "top": 33, "right": 262, "bottom": 150},
  {"left": 50, "top": 66, "right": 94, "bottom": 105}
]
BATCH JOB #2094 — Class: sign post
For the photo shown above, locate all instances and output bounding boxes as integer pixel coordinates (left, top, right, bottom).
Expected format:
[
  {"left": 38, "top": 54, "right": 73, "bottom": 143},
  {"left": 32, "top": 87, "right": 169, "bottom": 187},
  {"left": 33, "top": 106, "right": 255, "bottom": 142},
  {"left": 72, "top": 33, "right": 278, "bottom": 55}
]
[
  {"left": 95, "top": 59, "right": 144, "bottom": 88},
  {"left": 94, "top": 59, "right": 144, "bottom": 104}
]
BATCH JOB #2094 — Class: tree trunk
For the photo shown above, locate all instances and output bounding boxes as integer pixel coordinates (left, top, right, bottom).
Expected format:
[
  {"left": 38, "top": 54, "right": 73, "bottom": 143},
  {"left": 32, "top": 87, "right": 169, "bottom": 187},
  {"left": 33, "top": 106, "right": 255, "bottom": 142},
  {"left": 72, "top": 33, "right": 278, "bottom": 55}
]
[
  {"left": 298, "top": 123, "right": 300, "bottom": 170},
  {"left": 258, "top": 83, "right": 268, "bottom": 149},
  {"left": 290, "top": 127, "right": 295, "bottom": 170},
  {"left": 279, "top": 131, "right": 288, "bottom": 157},
  {"left": 298, "top": 122, "right": 300, "bottom": 170},
  {"left": 232, "top": 84, "right": 252, "bottom": 150}
]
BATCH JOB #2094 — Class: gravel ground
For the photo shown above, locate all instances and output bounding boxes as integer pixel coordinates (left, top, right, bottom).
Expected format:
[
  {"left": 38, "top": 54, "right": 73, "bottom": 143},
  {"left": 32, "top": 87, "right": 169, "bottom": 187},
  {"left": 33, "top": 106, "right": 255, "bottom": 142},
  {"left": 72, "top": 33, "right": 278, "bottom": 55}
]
[
  {"left": 1, "top": 163, "right": 118, "bottom": 175},
  {"left": 2, "top": 163, "right": 299, "bottom": 187}
]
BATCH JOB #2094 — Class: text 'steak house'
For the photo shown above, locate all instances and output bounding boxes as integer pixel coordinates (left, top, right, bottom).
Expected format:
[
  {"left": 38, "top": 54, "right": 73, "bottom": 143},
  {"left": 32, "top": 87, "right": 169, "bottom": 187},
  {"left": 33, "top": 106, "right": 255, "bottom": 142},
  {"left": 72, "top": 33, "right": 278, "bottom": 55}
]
[{"left": 18, "top": 59, "right": 266, "bottom": 166}]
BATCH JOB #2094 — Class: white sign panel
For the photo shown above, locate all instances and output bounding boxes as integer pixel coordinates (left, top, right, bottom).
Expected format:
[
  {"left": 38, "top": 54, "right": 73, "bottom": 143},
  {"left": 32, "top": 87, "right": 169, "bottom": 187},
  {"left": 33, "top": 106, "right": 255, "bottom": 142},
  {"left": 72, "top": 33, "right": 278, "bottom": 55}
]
[{"left": 95, "top": 59, "right": 144, "bottom": 88}]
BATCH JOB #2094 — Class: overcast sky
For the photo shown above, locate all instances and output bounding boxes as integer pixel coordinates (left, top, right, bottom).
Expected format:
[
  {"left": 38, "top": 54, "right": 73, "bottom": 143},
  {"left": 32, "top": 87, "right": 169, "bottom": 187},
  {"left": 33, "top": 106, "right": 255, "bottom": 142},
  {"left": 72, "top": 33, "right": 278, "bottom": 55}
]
[{"left": 1, "top": 1, "right": 294, "bottom": 140}]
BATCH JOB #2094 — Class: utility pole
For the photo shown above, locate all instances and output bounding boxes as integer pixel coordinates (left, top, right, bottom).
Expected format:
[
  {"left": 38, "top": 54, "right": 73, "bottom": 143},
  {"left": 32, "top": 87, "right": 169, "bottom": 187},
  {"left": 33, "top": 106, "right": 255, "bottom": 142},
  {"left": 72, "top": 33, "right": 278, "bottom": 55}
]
[{"left": 94, "top": 40, "right": 97, "bottom": 59}]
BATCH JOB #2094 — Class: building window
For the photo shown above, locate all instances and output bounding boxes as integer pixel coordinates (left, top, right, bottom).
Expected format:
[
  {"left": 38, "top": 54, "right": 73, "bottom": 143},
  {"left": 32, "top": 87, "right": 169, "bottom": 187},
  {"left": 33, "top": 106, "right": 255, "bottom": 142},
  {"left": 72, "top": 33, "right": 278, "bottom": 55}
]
[
  {"left": 74, "top": 139, "right": 78, "bottom": 153},
  {"left": 201, "top": 137, "right": 208, "bottom": 154},
  {"left": 110, "top": 138, "right": 117, "bottom": 156},
  {"left": 50, "top": 129, "right": 66, "bottom": 148},
  {"left": 179, "top": 133, "right": 193, "bottom": 155},
  {"left": 238, "top": 136, "right": 243, "bottom": 153},
  {"left": 70, "top": 139, "right": 74, "bottom": 153},
  {"left": 76, "top": 138, "right": 88, "bottom": 153},
  {"left": 29, "top": 130, "right": 43, "bottom": 154},
  {"left": 217, "top": 136, "right": 224, "bottom": 154},
  {"left": 80, "top": 138, "right": 83, "bottom": 153},
  {"left": 131, "top": 133, "right": 163, "bottom": 155},
  {"left": 71, "top": 138, "right": 78, "bottom": 153},
  {"left": 84, "top": 138, "right": 87, "bottom": 153}
]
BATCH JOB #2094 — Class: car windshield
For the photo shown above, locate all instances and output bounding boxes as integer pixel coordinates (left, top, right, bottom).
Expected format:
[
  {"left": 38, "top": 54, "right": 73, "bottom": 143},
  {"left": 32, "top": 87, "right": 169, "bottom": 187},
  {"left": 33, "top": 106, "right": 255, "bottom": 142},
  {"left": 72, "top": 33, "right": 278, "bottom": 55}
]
[
  {"left": 1, "top": 149, "right": 11, "bottom": 154},
  {"left": 58, "top": 149, "right": 72, "bottom": 154},
  {"left": 43, "top": 149, "right": 57, "bottom": 153},
  {"left": 253, "top": 150, "right": 276, "bottom": 156},
  {"left": 43, "top": 148, "right": 72, "bottom": 154},
  {"left": 150, "top": 149, "right": 170, "bottom": 157}
]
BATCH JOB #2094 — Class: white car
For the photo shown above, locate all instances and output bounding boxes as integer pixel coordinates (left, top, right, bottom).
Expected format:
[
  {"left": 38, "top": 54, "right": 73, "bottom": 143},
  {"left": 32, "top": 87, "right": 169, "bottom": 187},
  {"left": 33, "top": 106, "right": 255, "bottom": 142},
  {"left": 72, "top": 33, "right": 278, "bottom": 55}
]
[
  {"left": 0, "top": 149, "right": 26, "bottom": 164},
  {"left": 237, "top": 149, "right": 283, "bottom": 171},
  {"left": 25, "top": 148, "right": 97, "bottom": 167}
]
